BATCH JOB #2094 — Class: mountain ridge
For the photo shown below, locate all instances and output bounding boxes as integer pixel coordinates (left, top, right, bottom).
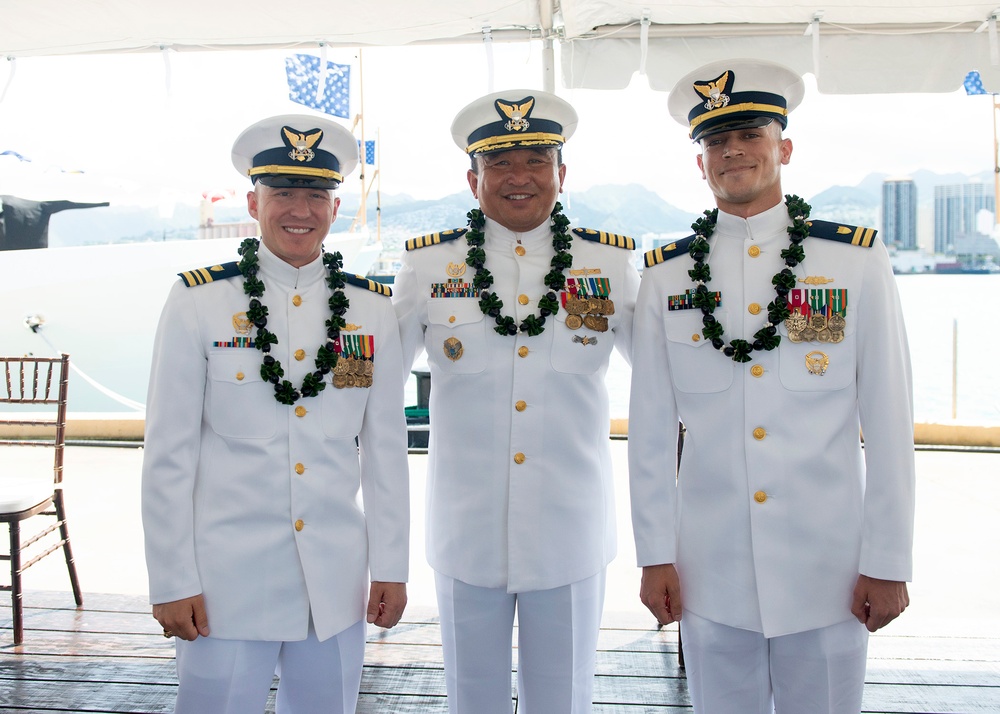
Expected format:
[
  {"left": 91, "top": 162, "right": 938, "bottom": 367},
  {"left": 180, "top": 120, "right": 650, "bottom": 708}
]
[{"left": 42, "top": 170, "right": 995, "bottom": 251}]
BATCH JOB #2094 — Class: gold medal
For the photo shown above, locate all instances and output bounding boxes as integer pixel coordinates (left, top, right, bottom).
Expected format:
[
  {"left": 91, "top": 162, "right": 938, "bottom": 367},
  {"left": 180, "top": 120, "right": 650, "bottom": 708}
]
[
  {"left": 333, "top": 373, "right": 349, "bottom": 389},
  {"left": 565, "top": 314, "right": 583, "bottom": 330},
  {"left": 784, "top": 311, "right": 807, "bottom": 342},
  {"left": 564, "top": 297, "right": 588, "bottom": 315},
  {"left": 594, "top": 298, "right": 615, "bottom": 316},
  {"left": 583, "top": 315, "right": 609, "bottom": 332},
  {"left": 362, "top": 360, "right": 374, "bottom": 376},
  {"left": 443, "top": 337, "right": 464, "bottom": 361},
  {"left": 805, "top": 351, "right": 829, "bottom": 376},
  {"left": 343, "top": 373, "right": 357, "bottom": 388},
  {"left": 333, "top": 358, "right": 349, "bottom": 375}
]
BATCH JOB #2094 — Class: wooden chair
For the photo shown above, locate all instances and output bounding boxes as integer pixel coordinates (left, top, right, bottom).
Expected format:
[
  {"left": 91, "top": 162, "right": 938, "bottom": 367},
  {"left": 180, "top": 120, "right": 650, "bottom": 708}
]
[{"left": 0, "top": 354, "right": 83, "bottom": 644}]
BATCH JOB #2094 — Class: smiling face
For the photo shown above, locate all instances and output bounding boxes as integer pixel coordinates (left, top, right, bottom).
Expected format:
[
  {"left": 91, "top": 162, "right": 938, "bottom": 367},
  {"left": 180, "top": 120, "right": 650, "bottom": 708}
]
[
  {"left": 247, "top": 184, "right": 340, "bottom": 267},
  {"left": 467, "top": 147, "right": 566, "bottom": 233},
  {"left": 696, "top": 122, "right": 793, "bottom": 218}
]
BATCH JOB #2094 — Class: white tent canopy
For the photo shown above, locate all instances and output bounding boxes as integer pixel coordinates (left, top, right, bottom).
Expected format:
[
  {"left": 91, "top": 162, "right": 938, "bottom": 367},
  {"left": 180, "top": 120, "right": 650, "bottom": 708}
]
[{"left": 3, "top": 1, "right": 1000, "bottom": 94}]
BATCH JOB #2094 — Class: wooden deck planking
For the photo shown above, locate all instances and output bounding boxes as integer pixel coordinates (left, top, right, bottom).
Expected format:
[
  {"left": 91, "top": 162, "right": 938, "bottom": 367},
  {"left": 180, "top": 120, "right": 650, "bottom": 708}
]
[{"left": 2, "top": 592, "right": 999, "bottom": 713}]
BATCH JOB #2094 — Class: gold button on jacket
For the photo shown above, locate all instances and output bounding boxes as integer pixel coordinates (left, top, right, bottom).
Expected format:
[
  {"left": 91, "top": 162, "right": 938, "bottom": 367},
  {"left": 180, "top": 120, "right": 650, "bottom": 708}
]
[
  {"left": 753, "top": 427, "right": 767, "bottom": 440},
  {"left": 515, "top": 400, "right": 527, "bottom": 412},
  {"left": 754, "top": 491, "right": 768, "bottom": 503},
  {"left": 513, "top": 452, "right": 526, "bottom": 464}
]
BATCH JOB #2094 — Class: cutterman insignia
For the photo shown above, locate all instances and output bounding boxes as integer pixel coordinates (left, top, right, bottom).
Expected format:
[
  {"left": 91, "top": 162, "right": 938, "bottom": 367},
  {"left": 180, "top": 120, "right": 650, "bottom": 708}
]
[
  {"left": 807, "top": 220, "right": 877, "bottom": 248},
  {"left": 344, "top": 273, "right": 392, "bottom": 297},
  {"left": 178, "top": 261, "right": 242, "bottom": 287},
  {"left": 571, "top": 227, "right": 635, "bottom": 250},
  {"left": 643, "top": 235, "right": 698, "bottom": 268},
  {"left": 405, "top": 227, "right": 469, "bottom": 251}
]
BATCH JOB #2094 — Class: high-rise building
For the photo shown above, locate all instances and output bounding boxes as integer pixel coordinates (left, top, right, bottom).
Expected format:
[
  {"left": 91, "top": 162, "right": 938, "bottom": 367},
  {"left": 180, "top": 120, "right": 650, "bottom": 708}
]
[
  {"left": 933, "top": 183, "right": 994, "bottom": 254},
  {"left": 881, "top": 178, "right": 917, "bottom": 250}
]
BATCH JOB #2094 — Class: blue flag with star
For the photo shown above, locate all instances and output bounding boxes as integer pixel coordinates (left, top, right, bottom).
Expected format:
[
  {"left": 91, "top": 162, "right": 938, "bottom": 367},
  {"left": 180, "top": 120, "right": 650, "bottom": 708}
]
[
  {"left": 285, "top": 54, "right": 351, "bottom": 117},
  {"left": 358, "top": 140, "right": 376, "bottom": 165},
  {"left": 964, "top": 70, "right": 989, "bottom": 95}
]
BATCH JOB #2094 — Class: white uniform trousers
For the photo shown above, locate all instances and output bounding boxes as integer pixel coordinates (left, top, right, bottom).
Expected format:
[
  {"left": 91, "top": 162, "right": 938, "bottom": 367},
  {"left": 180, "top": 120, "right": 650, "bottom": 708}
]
[
  {"left": 680, "top": 611, "right": 870, "bottom": 714},
  {"left": 435, "top": 570, "right": 606, "bottom": 714},
  {"left": 173, "top": 619, "right": 366, "bottom": 714}
]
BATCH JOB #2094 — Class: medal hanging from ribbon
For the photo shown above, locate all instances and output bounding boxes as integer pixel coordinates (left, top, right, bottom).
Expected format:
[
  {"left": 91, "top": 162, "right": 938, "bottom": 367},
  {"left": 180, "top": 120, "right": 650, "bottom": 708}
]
[
  {"left": 784, "top": 288, "right": 847, "bottom": 343},
  {"left": 560, "top": 277, "right": 614, "bottom": 332},
  {"left": 333, "top": 333, "right": 374, "bottom": 388}
]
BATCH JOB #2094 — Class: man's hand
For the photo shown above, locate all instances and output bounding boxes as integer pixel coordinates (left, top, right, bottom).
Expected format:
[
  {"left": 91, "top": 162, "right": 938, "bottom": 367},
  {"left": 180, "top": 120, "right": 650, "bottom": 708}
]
[
  {"left": 851, "top": 575, "right": 909, "bottom": 632},
  {"left": 153, "top": 594, "right": 210, "bottom": 641},
  {"left": 367, "top": 581, "right": 407, "bottom": 629},
  {"left": 640, "top": 563, "right": 682, "bottom": 625}
]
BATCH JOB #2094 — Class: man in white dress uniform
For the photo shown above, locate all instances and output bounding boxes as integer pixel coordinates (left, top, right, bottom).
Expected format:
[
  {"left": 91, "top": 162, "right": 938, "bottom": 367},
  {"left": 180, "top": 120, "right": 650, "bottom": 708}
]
[
  {"left": 392, "top": 90, "right": 640, "bottom": 713},
  {"left": 628, "top": 60, "right": 916, "bottom": 713},
  {"left": 142, "top": 114, "right": 409, "bottom": 713}
]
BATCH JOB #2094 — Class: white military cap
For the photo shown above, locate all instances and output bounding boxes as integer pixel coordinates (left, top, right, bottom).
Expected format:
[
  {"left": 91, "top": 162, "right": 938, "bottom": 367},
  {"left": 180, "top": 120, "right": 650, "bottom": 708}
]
[
  {"left": 231, "top": 114, "right": 359, "bottom": 189},
  {"left": 668, "top": 59, "right": 805, "bottom": 142},
  {"left": 451, "top": 89, "right": 579, "bottom": 155}
]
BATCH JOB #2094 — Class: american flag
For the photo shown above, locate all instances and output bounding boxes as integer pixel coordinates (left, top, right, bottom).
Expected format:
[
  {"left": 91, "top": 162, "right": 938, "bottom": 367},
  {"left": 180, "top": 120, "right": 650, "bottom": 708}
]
[{"left": 285, "top": 54, "right": 351, "bottom": 118}]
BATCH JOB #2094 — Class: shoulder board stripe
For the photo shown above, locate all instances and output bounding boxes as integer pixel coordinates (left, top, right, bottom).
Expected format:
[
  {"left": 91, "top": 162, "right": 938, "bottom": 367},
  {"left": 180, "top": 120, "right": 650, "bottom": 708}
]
[
  {"left": 643, "top": 235, "right": 695, "bottom": 268},
  {"left": 178, "top": 261, "right": 242, "bottom": 287},
  {"left": 807, "top": 220, "right": 877, "bottom": 248},
  {"left": 572, "top": 227, "right": 635, "bottom": 250},
  {"left": 405, "top": 227, "right": 468, "bottom": 251},
  {"left": 344, "top": 273, "right": 392, "bottom": 297}
]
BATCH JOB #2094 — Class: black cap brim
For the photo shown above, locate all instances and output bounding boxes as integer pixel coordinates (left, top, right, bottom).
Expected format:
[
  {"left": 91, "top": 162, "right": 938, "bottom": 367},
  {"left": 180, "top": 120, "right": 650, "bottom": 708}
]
[
  {"left": 695, "top": 116, "right": 777, "bottom": 143},
  {"left": 255, "top": 175, "right": 340, "bottom": 190}
]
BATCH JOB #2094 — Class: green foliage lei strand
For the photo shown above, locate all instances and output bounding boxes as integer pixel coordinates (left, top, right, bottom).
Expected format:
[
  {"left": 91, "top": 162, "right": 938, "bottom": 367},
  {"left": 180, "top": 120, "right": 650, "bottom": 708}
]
[
  {"left": 465, "top": 202, "right": 572, "bottom": 337},
  {"left": 237, "top": 238, "right": 348, "bottom": 404},
  {"left": 689, "top": 194, "right": 810, "bottom": 363}
]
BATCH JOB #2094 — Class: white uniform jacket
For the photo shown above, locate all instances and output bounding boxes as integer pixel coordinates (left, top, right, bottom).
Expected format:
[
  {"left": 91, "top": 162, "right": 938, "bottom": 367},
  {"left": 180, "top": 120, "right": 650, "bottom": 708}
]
[
  {"left": 629, "top": 203, "right": 915, "bottom": 638},
  {"left": 142, "top": 242, "right": 409, "bottom": 642},
  {"left": 393, "top": 218, "right": 639, "bottom": 592}
]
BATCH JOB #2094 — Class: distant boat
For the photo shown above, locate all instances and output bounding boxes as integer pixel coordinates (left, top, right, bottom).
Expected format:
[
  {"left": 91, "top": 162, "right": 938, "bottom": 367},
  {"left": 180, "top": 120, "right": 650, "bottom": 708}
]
[{"left": 933, "top": 259, "right": 1000, "bottom": 275}]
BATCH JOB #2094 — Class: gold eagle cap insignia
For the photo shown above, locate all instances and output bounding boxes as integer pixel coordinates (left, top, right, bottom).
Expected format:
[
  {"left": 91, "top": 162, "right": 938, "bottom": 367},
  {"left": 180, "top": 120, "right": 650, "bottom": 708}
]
[
  {"left": 282, "top": 126, "right": 323, "bottom": 162},
  {"left": 693, "top": 71, "right": 732, "bottom": 111},
  {"left": 495, "top": 97, "right": 534, "bottom": 132}
]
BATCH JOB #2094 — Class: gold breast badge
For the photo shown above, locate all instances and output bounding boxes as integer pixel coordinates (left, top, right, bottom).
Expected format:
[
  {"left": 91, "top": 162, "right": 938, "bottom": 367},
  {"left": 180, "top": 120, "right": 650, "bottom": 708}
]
[
  {"left": 446, "top": 262, "right": 467, "bottom": 278},
  {"left": 805, "top": 351, "right": 829, "bottom": 376},
  {"left": 443, "top": 337, "right": 464, "bottom": 361},
  {"left": 232, "top": 312, "right": 252, "bottom": 335}
]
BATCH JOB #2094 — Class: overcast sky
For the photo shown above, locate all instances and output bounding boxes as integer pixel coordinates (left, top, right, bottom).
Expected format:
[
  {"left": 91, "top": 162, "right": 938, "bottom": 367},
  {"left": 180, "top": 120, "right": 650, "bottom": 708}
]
[{"left": 0, "top": 42, "right": 994, "bottom": 216}]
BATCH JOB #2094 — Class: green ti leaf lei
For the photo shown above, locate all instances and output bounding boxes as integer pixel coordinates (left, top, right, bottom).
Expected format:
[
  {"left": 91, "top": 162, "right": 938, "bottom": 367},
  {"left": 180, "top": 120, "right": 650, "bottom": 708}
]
[
  {"left": 238, "top": 238, "right": 348, "bottom": 404},
  {"left": 465, "top": 202, "right": 573, "bottom": 337},
  {"left": 689, "top": 194, "right": 811, "bottom": 363}
]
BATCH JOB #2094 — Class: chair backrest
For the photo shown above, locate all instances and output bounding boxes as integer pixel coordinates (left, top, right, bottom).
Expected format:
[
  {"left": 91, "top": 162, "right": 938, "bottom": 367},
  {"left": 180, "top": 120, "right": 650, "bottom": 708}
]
[{"left": 0, "top": 354, "right": 70, "bottom": 485}]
